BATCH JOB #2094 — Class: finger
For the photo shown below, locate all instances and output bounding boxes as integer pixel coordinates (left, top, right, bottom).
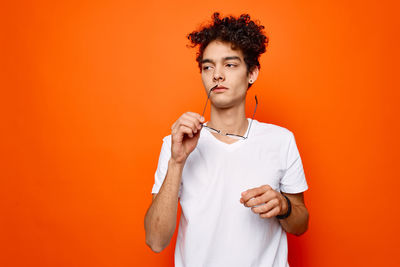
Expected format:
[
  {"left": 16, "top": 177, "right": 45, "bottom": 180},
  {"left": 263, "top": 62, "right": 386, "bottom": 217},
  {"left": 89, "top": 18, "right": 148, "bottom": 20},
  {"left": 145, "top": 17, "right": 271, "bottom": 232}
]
[
  {"left": 182, "top": 113, "right": 204, "bottom": 130},
  {"left": 172, "top": 115, "right": 198, "bottom": 133},
  {"left": 179, "top": 118, "right": 200, "bottom": 134},
  {"left": 185, "top": 111, "right": 204, "bottom": 123},
  {"left": 185, "top": 126, "right": 202, "bottom": 140},
  {"left": 244, "top": 194, "right": 268, "bottom": 208},
  {"left": 241, "top": 185, "right": 272, "bottom": 203},
  {"left": 180, "top": 125, "right": 195, "bottom": 138},
  {"left": 193, "top": 128, "right": 201, "bottom": 139},
  {"left": 246, "top": 189, "right": 279, "bottom": 207},
  {"left": 243, "top": 187, "right": 276, "bottom": 207},
  {"left": 180, "top": 116, "right": 200, "bottom": 132},
  {"left": 173, "top": 125, "right": 196, "bottom": 139},
  {"left": 251, "top": 198, "right": 279, "bottom": 214},
  {"left": 260, "top": 206, "right": 280, "bottom": 218}
]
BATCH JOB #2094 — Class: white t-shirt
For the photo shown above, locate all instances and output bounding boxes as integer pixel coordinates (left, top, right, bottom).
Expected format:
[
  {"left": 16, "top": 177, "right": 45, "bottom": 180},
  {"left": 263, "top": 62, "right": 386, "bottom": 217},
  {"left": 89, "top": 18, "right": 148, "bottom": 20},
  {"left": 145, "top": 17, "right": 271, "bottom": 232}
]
[{"left": 152, "top": 118, "right": 308, "bottom": 267}]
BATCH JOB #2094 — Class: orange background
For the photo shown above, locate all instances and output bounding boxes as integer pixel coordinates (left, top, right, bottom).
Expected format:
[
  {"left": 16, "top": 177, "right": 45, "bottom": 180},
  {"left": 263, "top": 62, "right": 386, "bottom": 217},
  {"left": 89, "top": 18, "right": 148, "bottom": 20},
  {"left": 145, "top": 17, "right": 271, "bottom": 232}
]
[{"left": 1, "top": 0, "right": 399, "bottom": 266}]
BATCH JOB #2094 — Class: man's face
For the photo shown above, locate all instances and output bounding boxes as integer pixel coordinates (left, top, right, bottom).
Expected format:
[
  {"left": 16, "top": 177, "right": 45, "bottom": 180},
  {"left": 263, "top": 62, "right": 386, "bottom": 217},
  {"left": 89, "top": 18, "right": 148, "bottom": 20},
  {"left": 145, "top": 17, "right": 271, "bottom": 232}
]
[{"left": 201, "top": 40, "right": 256, "bottom": 108}]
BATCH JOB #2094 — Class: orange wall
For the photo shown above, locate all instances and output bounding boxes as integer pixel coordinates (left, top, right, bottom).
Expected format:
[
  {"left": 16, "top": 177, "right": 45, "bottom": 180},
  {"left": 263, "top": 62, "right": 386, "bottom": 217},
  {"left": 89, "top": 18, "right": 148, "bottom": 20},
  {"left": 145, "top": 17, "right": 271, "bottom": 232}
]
[{"left": 1, "top": 0, "right": 399, "bottom": 266}]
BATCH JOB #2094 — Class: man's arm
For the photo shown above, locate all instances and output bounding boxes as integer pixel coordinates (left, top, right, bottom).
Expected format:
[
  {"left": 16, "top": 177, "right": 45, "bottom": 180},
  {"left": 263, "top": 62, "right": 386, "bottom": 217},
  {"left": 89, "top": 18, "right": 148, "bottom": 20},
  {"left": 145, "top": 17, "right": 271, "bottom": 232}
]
[
  {"left": 144, "top": 159, "right": 184, "bottom": 253},
  {"left": 277, "top": 192, "right": 309, "bottom": 235},
  {"left": 240, "top": 185, "right": 309, "bottom": 236},
  {"left": 144, "top": 112, "right": 204, "bottom": 253}
]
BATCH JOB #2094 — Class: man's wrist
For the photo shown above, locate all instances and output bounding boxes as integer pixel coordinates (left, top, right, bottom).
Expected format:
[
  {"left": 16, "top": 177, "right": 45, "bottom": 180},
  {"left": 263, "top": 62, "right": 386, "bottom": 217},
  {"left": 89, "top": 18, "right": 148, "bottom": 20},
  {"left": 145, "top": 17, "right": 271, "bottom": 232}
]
[
  {"left": 278, "top": 193, "right": 288, "bottom": 215},
  {"left": 169, "top": 158, "right": 185, "bottom": 170},
  {"left": 276, "top": 193, "right": 292, "bottom": 219}
]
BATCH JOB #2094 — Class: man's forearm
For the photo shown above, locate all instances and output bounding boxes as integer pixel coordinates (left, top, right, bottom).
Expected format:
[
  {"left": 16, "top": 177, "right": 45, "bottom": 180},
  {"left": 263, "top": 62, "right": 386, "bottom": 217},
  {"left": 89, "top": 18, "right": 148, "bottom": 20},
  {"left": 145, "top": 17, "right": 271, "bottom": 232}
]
[
  {"left": 278, "top": 204, "right": 309, "bottom": 236},
  {"left": 144, "top": 159, "right": 184, "bottom": 252}
]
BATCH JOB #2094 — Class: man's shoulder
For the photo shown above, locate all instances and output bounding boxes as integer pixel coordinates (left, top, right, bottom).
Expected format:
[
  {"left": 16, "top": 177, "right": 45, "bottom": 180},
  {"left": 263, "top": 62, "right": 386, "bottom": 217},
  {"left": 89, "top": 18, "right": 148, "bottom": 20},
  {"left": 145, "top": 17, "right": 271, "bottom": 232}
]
[
  {"left": 253, "top": 119, "right": 294, "bottom": 139},
  {"left": 159, "top": 135, "right": 172, "bottom": 148},
  {"left": 162, "top": 134, "right": 172, "bottom": 142}
]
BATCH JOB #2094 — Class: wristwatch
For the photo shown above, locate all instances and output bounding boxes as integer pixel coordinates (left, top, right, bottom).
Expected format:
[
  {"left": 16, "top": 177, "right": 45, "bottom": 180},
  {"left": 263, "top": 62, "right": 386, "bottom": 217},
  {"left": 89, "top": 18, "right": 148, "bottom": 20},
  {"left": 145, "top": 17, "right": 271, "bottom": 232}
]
[{"left": 276, "top": 194, "right": 292, "bottom": 220}]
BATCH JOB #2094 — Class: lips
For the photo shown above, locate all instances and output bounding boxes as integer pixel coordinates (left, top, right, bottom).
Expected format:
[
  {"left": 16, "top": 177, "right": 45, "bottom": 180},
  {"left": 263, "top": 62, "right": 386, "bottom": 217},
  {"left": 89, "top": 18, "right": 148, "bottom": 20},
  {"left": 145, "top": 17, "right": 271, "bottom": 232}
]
[{"left": 213, "top": 86, "right": 228, "bottom": 92}]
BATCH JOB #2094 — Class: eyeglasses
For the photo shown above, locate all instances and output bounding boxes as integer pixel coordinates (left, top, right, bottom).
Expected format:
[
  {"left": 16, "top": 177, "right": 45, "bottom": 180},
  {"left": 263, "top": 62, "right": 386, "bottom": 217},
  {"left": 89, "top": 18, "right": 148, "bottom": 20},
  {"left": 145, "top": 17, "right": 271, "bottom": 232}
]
[{"left": 200, "top": 85, "right": 258, "bottom": 140}]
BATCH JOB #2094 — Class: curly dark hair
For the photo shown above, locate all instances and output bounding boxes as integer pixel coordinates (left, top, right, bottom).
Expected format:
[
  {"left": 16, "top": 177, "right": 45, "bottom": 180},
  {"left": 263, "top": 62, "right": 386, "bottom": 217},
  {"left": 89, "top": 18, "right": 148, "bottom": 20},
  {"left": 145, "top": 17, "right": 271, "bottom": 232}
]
[{"left": 187, "top": 12, "right": 268, "bottom": 74}]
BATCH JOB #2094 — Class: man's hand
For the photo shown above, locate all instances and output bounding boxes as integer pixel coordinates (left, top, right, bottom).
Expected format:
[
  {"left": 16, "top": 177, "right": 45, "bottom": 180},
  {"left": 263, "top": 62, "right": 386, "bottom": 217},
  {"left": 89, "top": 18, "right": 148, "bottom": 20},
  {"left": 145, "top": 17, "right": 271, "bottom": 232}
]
[
  {"left": 170, "top": 112, "right": 204, "bottom": 165},
  {"left": 240, "top": 185, "right": 288, "bottom": 218}
]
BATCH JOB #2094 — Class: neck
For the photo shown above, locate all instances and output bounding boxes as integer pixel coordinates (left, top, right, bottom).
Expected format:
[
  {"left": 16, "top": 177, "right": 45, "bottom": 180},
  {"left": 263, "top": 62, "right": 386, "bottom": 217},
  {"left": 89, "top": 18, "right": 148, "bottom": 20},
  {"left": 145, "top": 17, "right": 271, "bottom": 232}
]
[{"left": 208, "top": 100, "right": 248, "bottom": 136}]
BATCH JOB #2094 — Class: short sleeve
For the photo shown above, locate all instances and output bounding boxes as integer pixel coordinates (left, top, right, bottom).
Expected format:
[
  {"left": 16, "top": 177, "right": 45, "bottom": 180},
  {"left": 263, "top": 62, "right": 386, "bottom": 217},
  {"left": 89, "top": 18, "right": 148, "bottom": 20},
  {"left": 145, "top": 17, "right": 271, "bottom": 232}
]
[
  {"left": 280, "top": 132, "right": 308, "bottom": 193},
  {"left": 151, "top": 136, "right": 182, "bottom": 197}
]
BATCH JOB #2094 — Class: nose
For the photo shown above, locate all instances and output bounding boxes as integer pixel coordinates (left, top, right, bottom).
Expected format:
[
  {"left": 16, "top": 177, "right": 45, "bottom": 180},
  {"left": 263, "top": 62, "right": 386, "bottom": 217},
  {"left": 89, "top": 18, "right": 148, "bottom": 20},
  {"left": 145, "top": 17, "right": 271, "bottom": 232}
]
[{"left": 212, "top": 66, "right": 225, "bottom": 82}]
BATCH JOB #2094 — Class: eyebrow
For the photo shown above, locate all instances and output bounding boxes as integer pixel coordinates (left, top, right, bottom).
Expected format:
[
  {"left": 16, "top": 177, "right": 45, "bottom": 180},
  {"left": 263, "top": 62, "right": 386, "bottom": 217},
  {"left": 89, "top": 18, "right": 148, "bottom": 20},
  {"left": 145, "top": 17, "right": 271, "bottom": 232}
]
[{"left": 201, "top": 56, "right": 242, "bottom": 64}]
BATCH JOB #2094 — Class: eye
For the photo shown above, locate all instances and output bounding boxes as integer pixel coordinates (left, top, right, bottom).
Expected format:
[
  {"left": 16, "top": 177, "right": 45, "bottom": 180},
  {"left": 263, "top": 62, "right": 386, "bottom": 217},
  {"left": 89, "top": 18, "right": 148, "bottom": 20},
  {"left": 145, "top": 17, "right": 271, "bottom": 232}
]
[
  {"left": 202, "top": 65, "right": 212, "bottom": 71},
  {"left": 226, "top": 63, "right": 237, "bottom": 68}
]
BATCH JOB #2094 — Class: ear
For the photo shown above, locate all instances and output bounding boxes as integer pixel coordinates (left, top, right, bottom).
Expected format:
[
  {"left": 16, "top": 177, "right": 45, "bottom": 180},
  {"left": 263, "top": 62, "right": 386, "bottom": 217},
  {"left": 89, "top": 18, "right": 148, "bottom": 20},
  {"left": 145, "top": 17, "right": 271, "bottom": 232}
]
[{"left": 248, "top": 66, "right": 259, "bottom": 85}]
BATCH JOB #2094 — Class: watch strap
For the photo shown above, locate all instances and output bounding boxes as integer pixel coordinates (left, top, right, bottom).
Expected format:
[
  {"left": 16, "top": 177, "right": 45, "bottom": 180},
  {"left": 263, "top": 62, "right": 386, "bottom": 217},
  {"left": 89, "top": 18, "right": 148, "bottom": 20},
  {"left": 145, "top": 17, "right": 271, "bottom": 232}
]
[{"left": 276, "top": 193, "right": 292, "bottom": 220}]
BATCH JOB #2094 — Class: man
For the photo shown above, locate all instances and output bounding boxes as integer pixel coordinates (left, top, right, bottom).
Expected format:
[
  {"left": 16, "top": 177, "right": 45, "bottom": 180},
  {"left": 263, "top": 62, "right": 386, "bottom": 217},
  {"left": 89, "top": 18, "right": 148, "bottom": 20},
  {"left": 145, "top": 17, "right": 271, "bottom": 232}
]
[{"left": 144, "top": 12, "right": 309, "bottom": 267}]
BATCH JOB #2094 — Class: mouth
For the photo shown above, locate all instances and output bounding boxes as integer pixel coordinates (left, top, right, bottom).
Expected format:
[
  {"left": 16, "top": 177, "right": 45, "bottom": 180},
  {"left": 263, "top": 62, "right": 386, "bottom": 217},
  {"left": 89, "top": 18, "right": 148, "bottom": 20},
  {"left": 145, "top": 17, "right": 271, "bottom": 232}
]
[{"left": 212, "top": 85, "right": 228, "bottom": 92}]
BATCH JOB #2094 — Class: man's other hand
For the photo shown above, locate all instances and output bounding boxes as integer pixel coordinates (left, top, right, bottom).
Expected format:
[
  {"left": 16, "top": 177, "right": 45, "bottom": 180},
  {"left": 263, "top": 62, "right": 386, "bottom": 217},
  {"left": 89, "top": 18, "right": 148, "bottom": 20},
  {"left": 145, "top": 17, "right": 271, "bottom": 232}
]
[{"left": 240, "top": 185, "right": 288, "bottom": 218}]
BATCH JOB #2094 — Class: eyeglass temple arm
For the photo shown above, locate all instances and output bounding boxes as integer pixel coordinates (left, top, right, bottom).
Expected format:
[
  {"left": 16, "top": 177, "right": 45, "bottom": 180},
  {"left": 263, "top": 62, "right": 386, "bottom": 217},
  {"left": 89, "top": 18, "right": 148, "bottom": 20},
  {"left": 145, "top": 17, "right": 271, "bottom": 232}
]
[
  {"left": 201, "top": 84, "right": 219, "bottom": 121},
  {"left": 244, "top": 95, "right": 258, "bottom": 139},
  {"left": 223, "top": 95, "right": 258, "bottom": 139},
  {"left": 203, "top": 125, "right": 221, "bottom": 133}
]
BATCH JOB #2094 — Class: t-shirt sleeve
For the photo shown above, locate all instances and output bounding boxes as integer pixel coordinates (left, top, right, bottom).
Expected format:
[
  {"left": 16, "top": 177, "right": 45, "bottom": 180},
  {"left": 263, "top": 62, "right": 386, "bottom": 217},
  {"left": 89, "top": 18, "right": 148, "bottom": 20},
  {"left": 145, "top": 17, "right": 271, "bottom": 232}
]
[
  {"left": 151, "top": 136, "right": 182, "bottom": 197},
  {"left": 280, "top": 132, "right": 308, "bottom": 193}
]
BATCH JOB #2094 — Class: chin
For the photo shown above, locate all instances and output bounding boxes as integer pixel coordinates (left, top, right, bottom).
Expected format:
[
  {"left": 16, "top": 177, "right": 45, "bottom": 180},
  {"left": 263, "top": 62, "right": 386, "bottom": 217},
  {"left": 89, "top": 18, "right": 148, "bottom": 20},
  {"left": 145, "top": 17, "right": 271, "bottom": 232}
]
[
  {"left": 210, "top": 99, "right": 236, "bottom": 109},
  {"left": 214, "top": 93, "right": 244, "bottom": 103}
]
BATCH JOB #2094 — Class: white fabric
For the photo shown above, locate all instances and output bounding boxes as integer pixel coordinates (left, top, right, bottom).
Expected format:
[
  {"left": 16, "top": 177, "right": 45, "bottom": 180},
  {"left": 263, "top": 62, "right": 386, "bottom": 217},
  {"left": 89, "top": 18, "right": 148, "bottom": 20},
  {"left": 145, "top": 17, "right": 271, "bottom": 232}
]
[{"left": 152, "top": 118, "right": 308, "bottom": 267}]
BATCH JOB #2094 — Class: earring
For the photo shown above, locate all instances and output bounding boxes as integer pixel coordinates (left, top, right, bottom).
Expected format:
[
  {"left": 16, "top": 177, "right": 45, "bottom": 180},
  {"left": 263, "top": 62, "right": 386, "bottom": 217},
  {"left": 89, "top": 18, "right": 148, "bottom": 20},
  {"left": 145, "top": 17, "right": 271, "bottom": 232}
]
[{"left": 249, "top": 79, "right": 253, "bottom": 84}]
